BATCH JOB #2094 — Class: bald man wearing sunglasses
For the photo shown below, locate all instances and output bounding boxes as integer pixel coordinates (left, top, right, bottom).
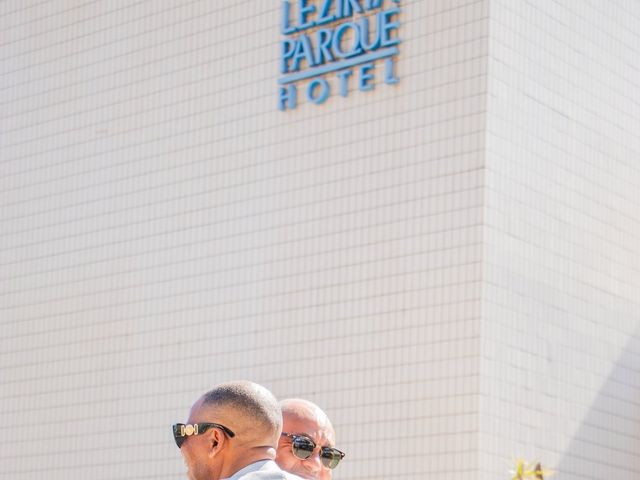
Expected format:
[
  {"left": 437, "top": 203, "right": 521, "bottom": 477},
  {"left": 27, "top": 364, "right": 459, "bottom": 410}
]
[
  {"left": 173, "top": 381, "right": 304, "bottom": 480},
  {"left": 276, "top": 399, "right": 345, "bottom": 480}
]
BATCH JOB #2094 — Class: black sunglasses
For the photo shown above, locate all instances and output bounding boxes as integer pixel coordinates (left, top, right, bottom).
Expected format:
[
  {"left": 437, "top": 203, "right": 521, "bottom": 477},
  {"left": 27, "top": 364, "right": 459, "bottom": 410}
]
[
  {"left": 281, "top": 432, "right": 345, "bottom": 469},
  {"left": 172, "top": 423, "right": 235, "bottom": 448}
]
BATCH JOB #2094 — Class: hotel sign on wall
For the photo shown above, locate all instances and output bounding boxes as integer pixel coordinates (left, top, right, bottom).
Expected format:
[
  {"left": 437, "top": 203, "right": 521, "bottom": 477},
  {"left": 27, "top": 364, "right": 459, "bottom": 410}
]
[{"left": 278, "top": 0, "right": 401, "bottom": 111}]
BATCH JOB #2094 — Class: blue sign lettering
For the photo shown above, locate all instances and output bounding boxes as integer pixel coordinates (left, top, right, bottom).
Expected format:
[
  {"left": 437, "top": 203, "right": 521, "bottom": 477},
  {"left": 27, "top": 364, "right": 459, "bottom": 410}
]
[{"left": 278, "top": 0, "right": 401, "bottom": 111}]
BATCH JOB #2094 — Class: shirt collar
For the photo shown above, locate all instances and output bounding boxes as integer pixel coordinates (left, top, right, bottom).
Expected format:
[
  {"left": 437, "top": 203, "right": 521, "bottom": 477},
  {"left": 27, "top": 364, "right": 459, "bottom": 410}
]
[{"left": 223, "top": 459, "right": 271, "bottom": 480}]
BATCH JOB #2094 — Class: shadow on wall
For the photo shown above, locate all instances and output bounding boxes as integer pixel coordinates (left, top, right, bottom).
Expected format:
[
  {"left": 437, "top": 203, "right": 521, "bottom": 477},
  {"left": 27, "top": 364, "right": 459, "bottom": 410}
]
[{"left": 557, "top": 325, "right": 640, "bottom": 480}]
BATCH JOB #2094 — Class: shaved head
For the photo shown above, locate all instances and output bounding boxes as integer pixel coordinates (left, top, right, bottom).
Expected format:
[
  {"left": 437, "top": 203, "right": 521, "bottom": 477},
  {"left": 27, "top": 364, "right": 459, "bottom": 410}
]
[
  {"left": 199, "top": 381, "right": 282, "bottom": 444},
  {"left": 178, "top": 381, "right": 285, "bottom": 480},
  {"left": 279, "top": 399, "right": 334, "bottom": 440},
  {"left": 276, "top": 399, "right": 338, "bottom": 480}
]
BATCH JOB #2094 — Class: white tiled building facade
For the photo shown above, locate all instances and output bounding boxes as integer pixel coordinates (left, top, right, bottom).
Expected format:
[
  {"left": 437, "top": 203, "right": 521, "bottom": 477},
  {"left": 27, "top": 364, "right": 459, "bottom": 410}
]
[{"left": 1, "top": 1, "right": 638, "bottom": 479}]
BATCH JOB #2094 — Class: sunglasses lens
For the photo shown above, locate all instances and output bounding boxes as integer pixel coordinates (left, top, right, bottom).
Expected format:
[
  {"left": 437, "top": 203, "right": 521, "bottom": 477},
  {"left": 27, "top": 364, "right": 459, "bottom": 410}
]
[
  {"left": 173, "top": 424, "right": 185, "bottom": 448},
  {"left": 320, "top": 448, "right": 343, "bottom": 469},
  {"left": 291, "top": 437, "right": 315, "bottom": 460}
]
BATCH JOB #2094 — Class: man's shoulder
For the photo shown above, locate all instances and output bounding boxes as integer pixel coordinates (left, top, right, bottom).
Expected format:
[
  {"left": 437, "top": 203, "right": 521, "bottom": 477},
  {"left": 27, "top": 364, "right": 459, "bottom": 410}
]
[{"left": 237, "top": 460, "right": 304, "bottom": 480}]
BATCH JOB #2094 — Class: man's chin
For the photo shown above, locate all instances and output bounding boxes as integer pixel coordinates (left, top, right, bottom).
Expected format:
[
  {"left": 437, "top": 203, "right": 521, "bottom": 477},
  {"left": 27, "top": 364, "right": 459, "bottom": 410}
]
[{"left": 183, "top": 465, "right": 197, "bottom": 480}]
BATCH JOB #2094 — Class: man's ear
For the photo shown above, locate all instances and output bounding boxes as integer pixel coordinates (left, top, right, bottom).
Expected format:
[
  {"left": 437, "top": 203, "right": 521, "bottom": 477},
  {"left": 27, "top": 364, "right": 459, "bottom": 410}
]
[{"left": 207, "top": 428, "right": 225, "bottom": 458}]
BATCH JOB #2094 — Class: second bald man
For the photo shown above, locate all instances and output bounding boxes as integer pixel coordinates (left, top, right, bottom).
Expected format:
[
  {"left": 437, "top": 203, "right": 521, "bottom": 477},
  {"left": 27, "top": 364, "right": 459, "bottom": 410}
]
[{"left": 275, "top": 399, "right": 345, "bottom": 480}]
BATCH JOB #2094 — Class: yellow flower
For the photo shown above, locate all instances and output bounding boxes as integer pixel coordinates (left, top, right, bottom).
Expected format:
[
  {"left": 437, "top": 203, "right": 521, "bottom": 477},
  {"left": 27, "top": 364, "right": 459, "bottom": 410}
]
[{"left": 510, "top": 459, "right": 554, "bottom": 479}]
